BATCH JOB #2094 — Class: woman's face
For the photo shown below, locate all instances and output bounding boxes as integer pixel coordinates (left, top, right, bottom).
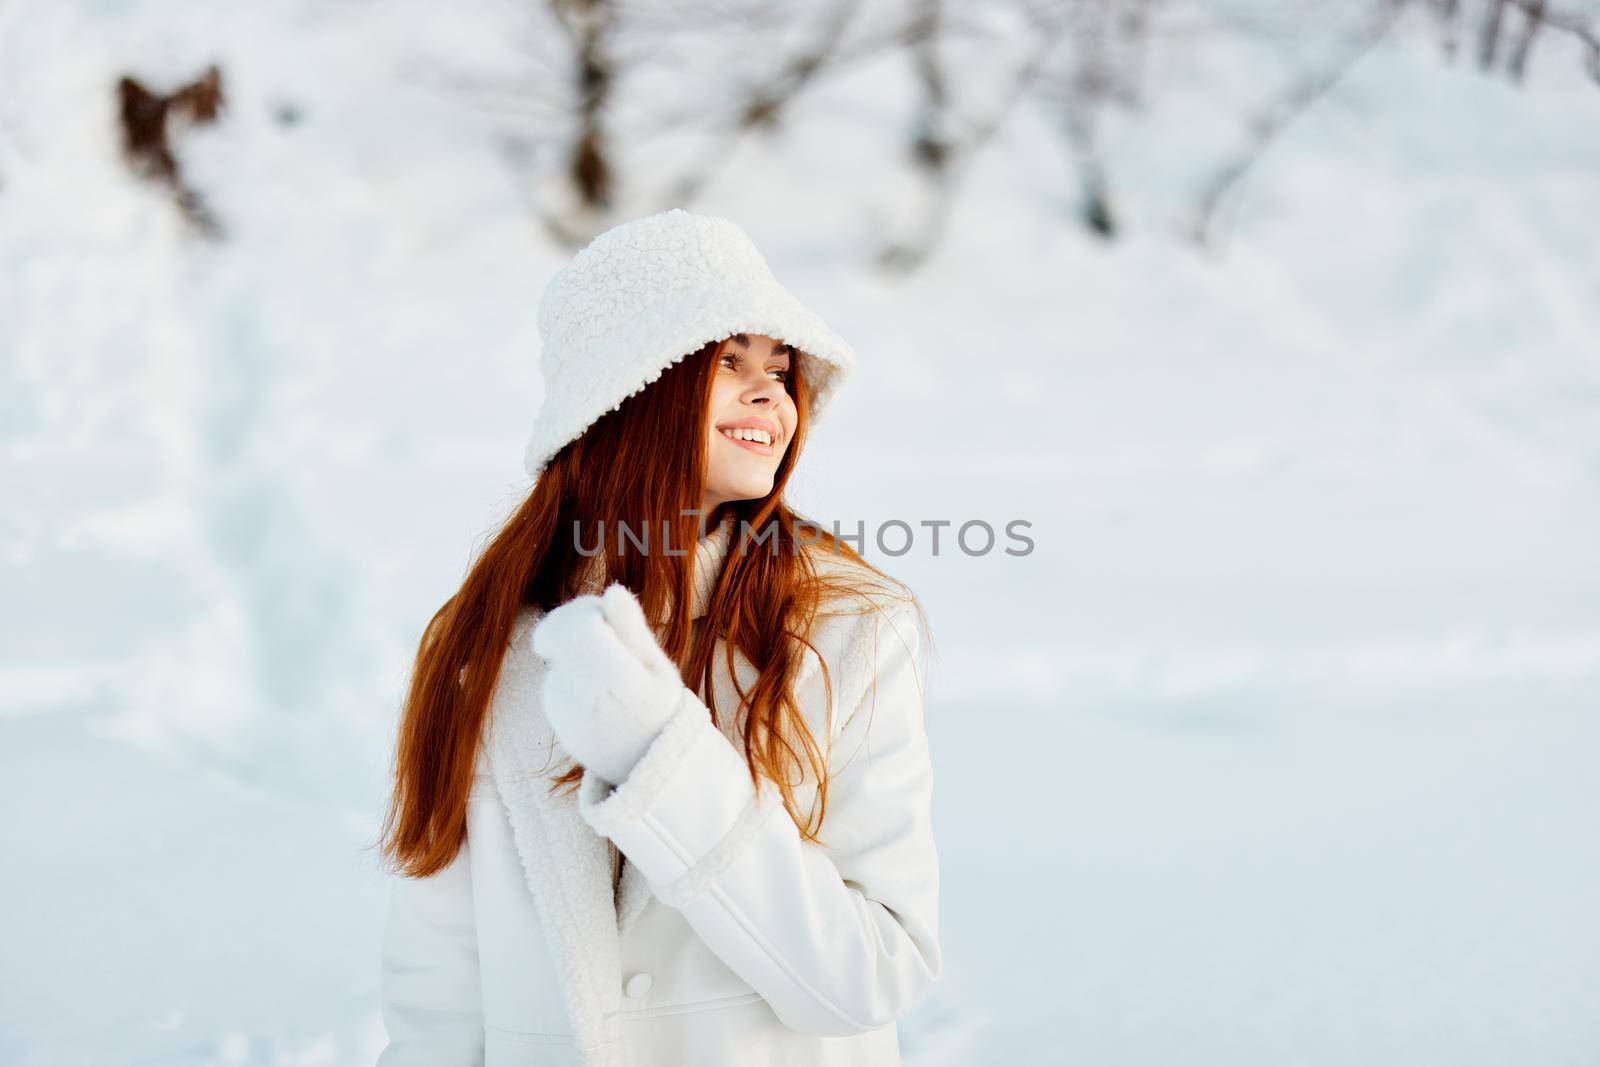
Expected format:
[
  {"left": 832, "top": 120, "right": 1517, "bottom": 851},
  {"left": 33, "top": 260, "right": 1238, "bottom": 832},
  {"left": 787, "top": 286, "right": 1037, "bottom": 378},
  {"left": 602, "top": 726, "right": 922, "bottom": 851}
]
[{"left": 702, "top": 333, "right": 797, "bottom": 516}]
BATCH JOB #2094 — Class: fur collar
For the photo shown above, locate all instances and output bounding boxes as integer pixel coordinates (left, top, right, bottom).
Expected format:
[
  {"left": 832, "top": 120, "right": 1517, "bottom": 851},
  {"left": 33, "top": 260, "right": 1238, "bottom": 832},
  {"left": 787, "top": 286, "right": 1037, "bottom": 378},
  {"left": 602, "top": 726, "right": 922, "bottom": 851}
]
[
  {"left": 569, "top": 511, "right": 736, "bottom": 625},
  {"left": 482, "top": 520, "right": 892, "bottom": 1062},
  {"left": 481, "top": 511, "right": 741, "bottom": 1063}
]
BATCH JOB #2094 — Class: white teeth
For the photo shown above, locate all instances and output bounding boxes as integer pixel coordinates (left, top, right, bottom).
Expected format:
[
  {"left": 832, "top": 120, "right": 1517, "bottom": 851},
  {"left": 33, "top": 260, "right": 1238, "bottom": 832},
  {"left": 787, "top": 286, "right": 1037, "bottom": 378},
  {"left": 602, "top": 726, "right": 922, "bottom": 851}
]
[{"left": 721, "top": 427, "right": 772, "bottom": 445}]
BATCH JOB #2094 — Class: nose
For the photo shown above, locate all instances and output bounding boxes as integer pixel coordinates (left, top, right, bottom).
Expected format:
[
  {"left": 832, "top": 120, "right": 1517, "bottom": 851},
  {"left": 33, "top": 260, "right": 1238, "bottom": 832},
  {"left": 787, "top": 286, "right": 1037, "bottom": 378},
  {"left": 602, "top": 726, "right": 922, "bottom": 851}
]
[{"left": 744, "top": 376, "right": 786, "bottom": 406}]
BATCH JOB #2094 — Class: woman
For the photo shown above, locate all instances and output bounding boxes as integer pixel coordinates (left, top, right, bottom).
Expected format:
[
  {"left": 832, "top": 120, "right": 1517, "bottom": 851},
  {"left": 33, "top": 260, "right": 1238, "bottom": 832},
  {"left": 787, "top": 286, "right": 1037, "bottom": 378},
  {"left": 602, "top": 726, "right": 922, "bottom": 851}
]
[{"left": 374, "top": 208, "right": 941, "bottom": 1066}]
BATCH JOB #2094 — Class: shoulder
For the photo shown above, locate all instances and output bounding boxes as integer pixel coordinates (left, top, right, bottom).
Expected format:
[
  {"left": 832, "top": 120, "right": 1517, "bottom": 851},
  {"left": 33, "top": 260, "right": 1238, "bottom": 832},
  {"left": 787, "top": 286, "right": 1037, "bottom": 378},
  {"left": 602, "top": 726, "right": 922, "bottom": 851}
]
[
  {"left": 493, "top": 604, "right": 547, "bottom": 679},
  {"left": 473, "top": 604, "right": 551, "bottom": 777},
  {"left": 511, "top": 603, "right": 546, "bottom": 644},
  {"left": 795, "top": 545, "right": 926, "bottom": 702},
  {"left": 800, "top": 542, "right": 919, "bottom": 621}
]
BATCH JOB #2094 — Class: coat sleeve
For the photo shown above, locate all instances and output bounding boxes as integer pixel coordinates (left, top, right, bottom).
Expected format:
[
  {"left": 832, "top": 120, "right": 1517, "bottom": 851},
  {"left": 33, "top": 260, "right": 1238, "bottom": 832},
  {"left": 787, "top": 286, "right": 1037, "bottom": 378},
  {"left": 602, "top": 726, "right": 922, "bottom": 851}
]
[
  {"left": 577, "top": 599, "right": 942, "bottom": 1037},
  {"left": 375, "top": 837, "right": 486, "bottom": 1066}
]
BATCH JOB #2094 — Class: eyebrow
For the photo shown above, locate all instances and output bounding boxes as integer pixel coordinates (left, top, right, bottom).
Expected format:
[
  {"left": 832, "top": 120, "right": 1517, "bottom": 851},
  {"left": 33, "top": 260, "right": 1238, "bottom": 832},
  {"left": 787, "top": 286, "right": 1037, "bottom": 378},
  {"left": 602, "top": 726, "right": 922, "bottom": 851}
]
[{"left": 727, "top": 333, "right": 796, "bottom": 359}]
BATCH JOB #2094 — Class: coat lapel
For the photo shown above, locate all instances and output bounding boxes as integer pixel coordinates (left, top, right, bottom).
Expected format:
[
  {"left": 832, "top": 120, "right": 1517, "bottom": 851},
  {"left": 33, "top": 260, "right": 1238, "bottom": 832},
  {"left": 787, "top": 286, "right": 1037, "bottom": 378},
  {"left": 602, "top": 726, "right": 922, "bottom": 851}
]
[
  {"left": 482, "top": 516, "right": 741, "bottom": 1049},
  {"left": 614, "top": 848, "right": 655, "bottom": 942},
  {"left": 485, "top": 610, "right": 624, "bottom": 1057},
  {"left": 483, "top": 517, "right": 855, "bottom": 1054}
]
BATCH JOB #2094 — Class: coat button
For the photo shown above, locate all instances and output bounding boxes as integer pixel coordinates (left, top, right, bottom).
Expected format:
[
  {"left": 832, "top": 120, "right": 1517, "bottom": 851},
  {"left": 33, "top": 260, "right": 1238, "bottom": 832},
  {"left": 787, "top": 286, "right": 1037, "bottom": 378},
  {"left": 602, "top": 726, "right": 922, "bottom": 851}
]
[{"left": 623, "top": 972, "right": 653, "bottom": 998}]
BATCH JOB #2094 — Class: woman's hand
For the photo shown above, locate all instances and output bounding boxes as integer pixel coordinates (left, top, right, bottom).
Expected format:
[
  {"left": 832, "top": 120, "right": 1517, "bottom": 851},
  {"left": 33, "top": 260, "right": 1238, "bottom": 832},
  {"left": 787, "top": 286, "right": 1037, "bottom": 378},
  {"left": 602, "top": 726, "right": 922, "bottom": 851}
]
[{"left": 529, "top": 581, "right": 696, "bottom": 785}]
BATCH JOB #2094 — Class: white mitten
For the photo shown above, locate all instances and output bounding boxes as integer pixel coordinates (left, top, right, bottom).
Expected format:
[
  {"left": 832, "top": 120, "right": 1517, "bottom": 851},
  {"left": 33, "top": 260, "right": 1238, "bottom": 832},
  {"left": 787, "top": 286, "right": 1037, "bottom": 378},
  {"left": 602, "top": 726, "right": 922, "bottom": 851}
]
[{"left": 529, "top": 582, "right": 698, "bottom": 785}]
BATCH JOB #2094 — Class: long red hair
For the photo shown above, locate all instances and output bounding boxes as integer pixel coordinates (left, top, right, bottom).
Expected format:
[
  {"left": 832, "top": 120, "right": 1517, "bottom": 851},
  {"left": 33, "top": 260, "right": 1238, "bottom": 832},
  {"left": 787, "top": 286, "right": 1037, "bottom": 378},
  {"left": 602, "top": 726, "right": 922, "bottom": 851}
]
[{"left": 376, "top": 335, "right": 925, "bottom": 878}]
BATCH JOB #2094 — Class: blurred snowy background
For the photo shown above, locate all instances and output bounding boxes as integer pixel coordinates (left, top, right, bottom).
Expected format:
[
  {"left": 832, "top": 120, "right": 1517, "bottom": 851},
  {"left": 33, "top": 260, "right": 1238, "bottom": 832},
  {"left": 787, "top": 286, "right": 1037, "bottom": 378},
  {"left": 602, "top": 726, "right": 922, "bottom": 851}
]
[{"left": 3, "top": 0, "right": 1599, "bottom": 1063}]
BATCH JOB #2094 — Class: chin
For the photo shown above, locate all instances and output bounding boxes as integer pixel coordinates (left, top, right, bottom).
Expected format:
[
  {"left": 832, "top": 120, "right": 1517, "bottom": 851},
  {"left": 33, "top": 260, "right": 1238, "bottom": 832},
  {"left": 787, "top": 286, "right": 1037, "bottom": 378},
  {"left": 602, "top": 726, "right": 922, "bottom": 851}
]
[{"left": 717, "top": 480, "right": 773, "bottom": 503}]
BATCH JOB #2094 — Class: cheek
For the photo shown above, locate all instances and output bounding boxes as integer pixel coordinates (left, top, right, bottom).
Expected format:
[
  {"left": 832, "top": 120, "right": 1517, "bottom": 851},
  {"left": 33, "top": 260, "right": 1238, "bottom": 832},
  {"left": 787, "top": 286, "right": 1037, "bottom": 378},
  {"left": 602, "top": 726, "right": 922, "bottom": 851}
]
[{"left": 705, "top": 380, "right": 743, "bottom": 431}]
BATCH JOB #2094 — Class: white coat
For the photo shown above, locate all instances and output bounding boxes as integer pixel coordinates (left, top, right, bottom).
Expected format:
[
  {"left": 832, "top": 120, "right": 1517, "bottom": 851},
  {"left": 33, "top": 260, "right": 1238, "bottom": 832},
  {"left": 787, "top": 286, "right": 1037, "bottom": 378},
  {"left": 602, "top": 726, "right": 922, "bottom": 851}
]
[{"left": 375, "top": 524, "right": 942, "bottom": 1066}]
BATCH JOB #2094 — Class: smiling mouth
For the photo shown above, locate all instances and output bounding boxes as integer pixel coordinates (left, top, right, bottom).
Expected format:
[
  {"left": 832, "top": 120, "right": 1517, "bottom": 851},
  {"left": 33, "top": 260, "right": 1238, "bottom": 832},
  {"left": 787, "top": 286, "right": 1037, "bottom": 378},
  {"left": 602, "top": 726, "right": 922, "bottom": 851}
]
[{"left": 718, "top": 430, "right": 777, "bottom": 456}]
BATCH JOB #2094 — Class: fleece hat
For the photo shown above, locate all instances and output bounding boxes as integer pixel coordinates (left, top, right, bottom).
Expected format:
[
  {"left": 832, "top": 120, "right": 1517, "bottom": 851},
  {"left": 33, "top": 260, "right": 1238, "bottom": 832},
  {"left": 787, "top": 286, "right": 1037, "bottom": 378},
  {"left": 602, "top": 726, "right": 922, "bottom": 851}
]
[{"left": 522, "top": 208, "right": 857, "bottom": 479}]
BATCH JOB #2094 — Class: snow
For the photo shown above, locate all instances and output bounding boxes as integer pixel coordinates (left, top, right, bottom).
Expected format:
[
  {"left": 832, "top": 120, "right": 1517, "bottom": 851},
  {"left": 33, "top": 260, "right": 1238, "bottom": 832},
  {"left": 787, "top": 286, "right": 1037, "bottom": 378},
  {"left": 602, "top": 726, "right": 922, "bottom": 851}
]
[{"left": 3, "top": 1, "right": 1598, "bottom": 1064}]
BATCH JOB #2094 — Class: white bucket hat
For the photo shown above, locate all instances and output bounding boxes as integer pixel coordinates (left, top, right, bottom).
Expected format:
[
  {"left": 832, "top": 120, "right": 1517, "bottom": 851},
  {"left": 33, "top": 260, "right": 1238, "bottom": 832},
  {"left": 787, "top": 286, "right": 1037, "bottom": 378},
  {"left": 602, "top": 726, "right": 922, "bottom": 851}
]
[{"left": 522, "top": 208, "right": 857, "bottom": 479}]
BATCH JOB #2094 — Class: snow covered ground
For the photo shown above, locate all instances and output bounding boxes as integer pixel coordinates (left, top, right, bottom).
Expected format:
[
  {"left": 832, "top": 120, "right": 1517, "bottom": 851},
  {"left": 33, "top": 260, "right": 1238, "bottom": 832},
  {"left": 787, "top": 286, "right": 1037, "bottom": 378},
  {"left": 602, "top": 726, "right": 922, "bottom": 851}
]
[{"left": 3, "top": 1, "right": 1598, "bottom": 1064}]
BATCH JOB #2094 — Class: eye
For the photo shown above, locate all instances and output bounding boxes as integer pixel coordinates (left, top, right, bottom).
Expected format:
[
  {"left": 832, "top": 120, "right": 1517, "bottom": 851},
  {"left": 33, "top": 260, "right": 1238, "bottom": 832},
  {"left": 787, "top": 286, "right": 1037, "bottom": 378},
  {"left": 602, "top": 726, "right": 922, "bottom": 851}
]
[{"left": 721, "top": 351, "right": 790, "bottom": 383}]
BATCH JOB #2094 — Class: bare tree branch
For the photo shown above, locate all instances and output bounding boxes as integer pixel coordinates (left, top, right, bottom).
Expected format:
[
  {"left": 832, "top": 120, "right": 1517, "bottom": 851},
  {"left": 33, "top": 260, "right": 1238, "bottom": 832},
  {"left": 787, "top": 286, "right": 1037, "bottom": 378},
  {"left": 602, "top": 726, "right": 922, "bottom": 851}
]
[
  {"left": 1507, "top": 0, "right": 1546, "bottom": 79},
  {"left": 657, "top": 0, "right": 862, "bottom": 209},
  {"left": 1187, "top": 2, "right": 1404, "bottom": 251},
  {"left": 908, "top": 0, "right": 952, "bottom": 177},
  {"left": 1478, "top": 0, "right": 1510, "bottom": 69},
  {"left": 1504, "top": 0, "right": 1600, "bottom": 81},
  {"left": 878, "top": 4, "right": 1074, "bottom": 272},
  {"left": 1420, "top": 0, "right": 1600, "bottom": 83}
]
